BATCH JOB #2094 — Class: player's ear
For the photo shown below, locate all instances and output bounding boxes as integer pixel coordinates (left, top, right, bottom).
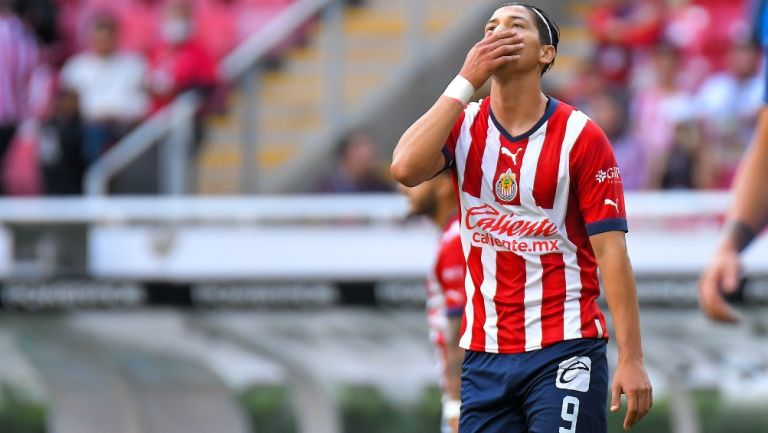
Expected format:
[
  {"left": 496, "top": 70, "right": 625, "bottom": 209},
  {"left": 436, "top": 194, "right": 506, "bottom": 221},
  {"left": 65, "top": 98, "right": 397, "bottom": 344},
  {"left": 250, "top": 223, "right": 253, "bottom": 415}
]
[{"left": 539, "top": 45, "right": 556, "bottom": 69}]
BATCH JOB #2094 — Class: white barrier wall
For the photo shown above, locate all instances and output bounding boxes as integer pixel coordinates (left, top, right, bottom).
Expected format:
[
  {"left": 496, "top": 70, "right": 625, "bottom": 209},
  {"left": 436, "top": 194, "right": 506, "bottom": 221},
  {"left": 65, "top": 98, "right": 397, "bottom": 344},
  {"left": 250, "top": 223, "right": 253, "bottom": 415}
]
[{"left": 0, "top": 192, "right": 767, "bottom": 281}]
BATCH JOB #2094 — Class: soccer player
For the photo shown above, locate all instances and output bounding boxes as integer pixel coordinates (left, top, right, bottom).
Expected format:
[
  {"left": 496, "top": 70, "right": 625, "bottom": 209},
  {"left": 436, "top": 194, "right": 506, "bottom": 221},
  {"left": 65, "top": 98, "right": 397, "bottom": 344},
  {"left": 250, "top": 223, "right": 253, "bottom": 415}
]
[
  {"left": 390, "top": 3, "right": 653, "bottom": 432},
  {"left": 400, "top": 172, "right": 466, "bottom": 433},
  {"left": 698, "top": 0, "right": 768, "bottom": 322}
]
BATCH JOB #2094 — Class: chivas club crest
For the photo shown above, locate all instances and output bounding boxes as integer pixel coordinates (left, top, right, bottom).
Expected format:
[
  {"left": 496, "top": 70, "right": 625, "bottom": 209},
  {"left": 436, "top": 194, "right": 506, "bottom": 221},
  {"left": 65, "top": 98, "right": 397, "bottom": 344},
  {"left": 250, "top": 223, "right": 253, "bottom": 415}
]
[{"left": 495, "top": 168, "right": 518, "bottom": 202}]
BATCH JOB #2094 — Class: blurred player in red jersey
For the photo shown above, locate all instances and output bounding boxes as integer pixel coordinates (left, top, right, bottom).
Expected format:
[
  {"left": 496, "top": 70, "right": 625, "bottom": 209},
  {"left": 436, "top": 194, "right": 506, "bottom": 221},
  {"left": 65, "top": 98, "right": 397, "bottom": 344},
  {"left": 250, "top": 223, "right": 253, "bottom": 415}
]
[
  {"left": 699, "top": 0, "right": 768, "bottom": 322},
  {"left": 400, "top": 171, "right": 466, "bottom": 433},
  {"left": 391, "top": 3, "right": 652, "bottom": 432}
]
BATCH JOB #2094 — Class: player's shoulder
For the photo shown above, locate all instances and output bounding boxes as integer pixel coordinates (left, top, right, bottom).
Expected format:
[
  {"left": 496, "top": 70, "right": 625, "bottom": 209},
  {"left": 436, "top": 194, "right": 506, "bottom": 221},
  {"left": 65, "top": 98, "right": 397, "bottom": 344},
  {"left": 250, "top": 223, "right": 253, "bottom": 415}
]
[
  {"left": 559, "top": 106, "right": 612, "bottom": 161},
  {"left": 561, "top": 105, "right": 608, "bottom": 143},
  {"left": 464, "top": 97, "right": 491, "bottom": 117},
  {"left": 551, "top": 99, "right": 598, "bottom": 131}
]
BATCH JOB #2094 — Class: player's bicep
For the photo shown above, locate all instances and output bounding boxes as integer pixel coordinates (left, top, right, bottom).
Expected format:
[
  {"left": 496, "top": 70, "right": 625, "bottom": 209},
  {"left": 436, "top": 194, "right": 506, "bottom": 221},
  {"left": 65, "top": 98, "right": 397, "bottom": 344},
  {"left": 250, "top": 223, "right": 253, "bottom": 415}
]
[
  {"left": 588, "top": 230, "right": 628, "bottom": 261},
  {"left": 427, "top": 151, "right": 450, "bottom": 179}
]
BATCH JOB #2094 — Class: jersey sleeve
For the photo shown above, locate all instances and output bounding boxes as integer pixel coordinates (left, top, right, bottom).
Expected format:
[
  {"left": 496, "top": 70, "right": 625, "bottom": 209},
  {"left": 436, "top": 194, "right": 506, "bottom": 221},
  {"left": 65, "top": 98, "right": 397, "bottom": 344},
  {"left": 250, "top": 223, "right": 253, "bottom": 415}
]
[
  {"left": 569, "top": 119, "right": 628, "bottom": 236},
  {"left": 441, "top": 110, "right": 465, "bottom": 170},
  {"left": 436, "top": 233, "right": 466, "bottom": 317}
]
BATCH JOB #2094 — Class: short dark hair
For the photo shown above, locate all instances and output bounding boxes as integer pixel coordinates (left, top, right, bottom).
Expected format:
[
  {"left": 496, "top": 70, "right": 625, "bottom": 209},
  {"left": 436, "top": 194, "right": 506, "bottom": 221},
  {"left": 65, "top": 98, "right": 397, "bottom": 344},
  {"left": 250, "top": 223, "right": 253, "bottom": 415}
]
[{"left": 499, "top": 2, "right": 560, "bottom": 74}]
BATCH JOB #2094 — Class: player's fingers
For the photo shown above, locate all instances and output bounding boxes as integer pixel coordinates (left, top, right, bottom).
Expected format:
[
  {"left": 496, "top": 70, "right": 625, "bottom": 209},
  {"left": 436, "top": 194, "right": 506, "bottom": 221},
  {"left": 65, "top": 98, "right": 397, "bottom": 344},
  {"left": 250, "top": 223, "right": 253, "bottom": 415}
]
[
  {"left": 449, "top": 416, "right": 459, "bottom": 433},
  {"left": 702, "top": 284, "right": 740, "bottom": 323},
  {"left": 482, "top": 29, "right": 516, "bottom": 43},
  {"left": 489, "top": 43, "right": 525, "bottom": 59},
  {"left": 489, "top": 55, "right": 521, "bottom": 68},
  {"left": 623, "top": 391, "right": 638, "bottom": 431},
  {"left": 637, "top": 388, "right": 651, "bottom": 422},
  {"left": 485, "top": 33, "right": 524, "bottom": 50},
  {"left": 698, "top": 270, "right": 740, "bottom": 323},
  {"left": 610, "top": 382, "right": 621, "bottom": 412},
  {"left": 721, "top": 259, "right": 740, "bottom": 293},
  {"left": 697, "top": 269, "right": 716, "bottom": 306}
]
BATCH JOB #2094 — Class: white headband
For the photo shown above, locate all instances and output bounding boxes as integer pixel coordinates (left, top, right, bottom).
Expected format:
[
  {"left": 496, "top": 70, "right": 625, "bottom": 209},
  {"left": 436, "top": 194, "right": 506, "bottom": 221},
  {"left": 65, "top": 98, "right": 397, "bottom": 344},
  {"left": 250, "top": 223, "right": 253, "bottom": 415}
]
[{"left": 531, "top": 7, "right": 553, "bottom": 45}]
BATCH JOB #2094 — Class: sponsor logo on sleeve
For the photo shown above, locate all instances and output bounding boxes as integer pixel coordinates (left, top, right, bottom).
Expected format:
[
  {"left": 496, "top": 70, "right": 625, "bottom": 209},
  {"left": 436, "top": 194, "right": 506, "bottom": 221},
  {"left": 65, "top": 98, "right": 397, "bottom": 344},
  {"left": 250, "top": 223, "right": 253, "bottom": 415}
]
[
  {"left": 556, "top": 356, "right": 592, "bottom": 392},
  {"left": 595, "top": 167, "right": 622, "bottom": 184}
]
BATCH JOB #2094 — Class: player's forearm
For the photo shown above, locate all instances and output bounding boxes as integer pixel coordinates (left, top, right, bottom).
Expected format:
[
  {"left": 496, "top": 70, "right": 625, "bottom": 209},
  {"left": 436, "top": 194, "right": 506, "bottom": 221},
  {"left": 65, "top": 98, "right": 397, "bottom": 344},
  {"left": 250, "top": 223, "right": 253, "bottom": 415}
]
[
  {"left": 593, "top": 235, "right": 644, "bottom": 361},
  {"left": 724, "top": 108, "right": 768, "bottom": 248},
  {"left": 445, "top": 316, "right": 464, "bottom": 400},
  {"left": 391, "top": 97, "right": 464, "bottom": 187}
]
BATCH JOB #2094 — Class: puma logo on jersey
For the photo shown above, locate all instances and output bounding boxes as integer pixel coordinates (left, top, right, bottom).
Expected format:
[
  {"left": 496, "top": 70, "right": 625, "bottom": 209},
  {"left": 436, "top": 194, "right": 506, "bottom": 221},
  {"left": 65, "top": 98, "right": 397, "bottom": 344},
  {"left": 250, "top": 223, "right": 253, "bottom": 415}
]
[
  {"left": 604, "top": 198, "right": 619, "bottom": 213},
  {"left": 500, "top": 147, "right": 523, "bottom": 165}
]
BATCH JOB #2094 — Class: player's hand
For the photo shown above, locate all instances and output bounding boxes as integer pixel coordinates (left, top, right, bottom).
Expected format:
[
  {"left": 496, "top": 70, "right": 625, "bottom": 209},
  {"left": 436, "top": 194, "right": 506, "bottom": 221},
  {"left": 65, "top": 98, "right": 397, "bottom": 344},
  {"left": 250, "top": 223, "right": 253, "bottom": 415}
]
[
  {"left": 698, "top": 244, "right": 742, "bottom": 323},
  {"left": 458, "top": 30, "right": 525, "bottom": 89},
  {"left": 448, "top": 415, "right": 459, "bottom": 433},
  {"left": 610, "top": 357, "right": 652, "bottom": 431}
]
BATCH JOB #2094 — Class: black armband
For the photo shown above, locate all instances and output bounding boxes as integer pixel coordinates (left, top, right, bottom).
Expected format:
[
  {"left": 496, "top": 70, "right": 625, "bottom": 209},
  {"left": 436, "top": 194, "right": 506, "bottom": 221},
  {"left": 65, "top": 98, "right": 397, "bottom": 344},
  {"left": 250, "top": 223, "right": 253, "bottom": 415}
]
[{"left": 725, "top": 220, "right": 757, "bottom": 252}]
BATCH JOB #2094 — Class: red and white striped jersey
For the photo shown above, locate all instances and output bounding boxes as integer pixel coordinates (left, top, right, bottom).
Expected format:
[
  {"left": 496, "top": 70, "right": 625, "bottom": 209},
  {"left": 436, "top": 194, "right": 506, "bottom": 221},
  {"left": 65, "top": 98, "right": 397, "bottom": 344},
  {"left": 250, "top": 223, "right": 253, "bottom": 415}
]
[
  {"left": 425, "top": 215, "right": 466, "bottom": 386},
  {"left": 444, "top": 97, "right": 627, "bottom": 354}
]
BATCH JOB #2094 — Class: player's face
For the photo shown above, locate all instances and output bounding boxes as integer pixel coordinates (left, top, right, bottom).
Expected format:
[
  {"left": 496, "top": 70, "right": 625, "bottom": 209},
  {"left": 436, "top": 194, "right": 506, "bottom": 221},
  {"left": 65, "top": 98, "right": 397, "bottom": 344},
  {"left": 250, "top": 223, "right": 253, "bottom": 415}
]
[
  {"left": 484, "top": 5, "right": 554, "bottom": 77},
  {"left": 399, "top": 181, "right": 437, "bottom": 217}
]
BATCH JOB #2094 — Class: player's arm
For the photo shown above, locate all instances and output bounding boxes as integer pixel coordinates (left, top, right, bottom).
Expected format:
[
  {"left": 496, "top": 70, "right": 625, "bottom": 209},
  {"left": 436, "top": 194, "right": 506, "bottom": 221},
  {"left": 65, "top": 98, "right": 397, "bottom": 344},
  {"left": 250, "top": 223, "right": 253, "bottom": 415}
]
[
  {"left": 391, "top": 30, "right": 524, "bottom": 187},
  {"left": 591, "top": 232, "right": 652, "bottom": 432},
  {"left": 572, "top": 121, "right": 651, "bottom": 431},
  {"left": 437, "top": 235, "right": 467, "bottom": 433},
  {"left": 699, "top": 107, "right": 768, "bottom": 322},
  {"left": 443, "top": 315, "right": 464, "bottom": 433}
]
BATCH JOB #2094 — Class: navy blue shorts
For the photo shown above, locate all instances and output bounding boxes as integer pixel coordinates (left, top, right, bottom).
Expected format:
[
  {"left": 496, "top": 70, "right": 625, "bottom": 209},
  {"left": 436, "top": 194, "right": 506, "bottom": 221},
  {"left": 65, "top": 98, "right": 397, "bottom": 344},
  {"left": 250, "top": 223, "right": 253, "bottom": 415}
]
[{"left": 460, "top": 338, "right": 608, "bottom": 433}]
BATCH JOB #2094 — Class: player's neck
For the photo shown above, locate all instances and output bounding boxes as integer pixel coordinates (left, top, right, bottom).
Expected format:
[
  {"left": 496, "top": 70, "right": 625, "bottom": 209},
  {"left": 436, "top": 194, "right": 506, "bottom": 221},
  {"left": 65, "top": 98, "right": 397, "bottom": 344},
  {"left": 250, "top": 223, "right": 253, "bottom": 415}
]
[{"left": 489, "top": 73, "right": 548, "bottom": 137}]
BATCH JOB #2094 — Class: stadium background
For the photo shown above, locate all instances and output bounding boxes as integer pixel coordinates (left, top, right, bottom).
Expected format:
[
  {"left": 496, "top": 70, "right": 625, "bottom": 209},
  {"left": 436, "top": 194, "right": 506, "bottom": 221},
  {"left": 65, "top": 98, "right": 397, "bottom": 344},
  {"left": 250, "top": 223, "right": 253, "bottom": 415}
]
[{"left": 0, "top": 0, "right": 767, "bottom": 432}]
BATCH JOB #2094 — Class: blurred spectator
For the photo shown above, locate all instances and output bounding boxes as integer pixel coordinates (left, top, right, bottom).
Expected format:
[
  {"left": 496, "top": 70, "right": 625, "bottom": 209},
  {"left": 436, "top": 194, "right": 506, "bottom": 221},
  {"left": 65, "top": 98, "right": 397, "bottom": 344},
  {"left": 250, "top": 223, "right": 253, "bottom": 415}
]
[
  {"left": 588, "top": 0, "right": 666, "bottom": 86},
  {"left": 196, "top": 0, "right": 241, "bottom": 60},
  {"left": 584, "top": 91, "right": 645, "bottom": 190},
  {"left": 13, "top": 0, "right": 58, "bottom": 45},
  {"left": 118, "top": 0, "right": 161, "bottom": 55},
  {"left": 557, "top": 59, "right": 613, "bottom": 109},
  {"left": 39, "top": 88, "right": 86, "bottom": 195},
  {"left": 659, "top": 118, "right": 707, "bottom": 189},
  {"left": 666, "top": 0, "right": 750, "bottom": 87},
  {"left": 630, "top": 43, "right": 697, "bottom": 189},
  {"left": 148, "top": 1, "right": 217, "bottom": 113},
  {"left": 694, "top": 39, "right": 763, "bottom": 187},
  {"left": 0, "top": 0, "right": 39, "bottom": 194},
  {"left": 318, "top": 132, "right": 393, "bottom": 193},
  {"left": 60, "top": 13, "right": 148, "bottom": 164}
]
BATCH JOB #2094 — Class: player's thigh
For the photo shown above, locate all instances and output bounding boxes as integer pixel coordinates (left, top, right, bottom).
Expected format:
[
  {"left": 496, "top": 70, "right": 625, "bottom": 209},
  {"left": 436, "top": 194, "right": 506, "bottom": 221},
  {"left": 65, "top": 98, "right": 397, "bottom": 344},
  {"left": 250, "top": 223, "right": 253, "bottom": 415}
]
[
  {"left": 525, "top": 341, "right": 609, "bottom": 433},
  {"left": 459, "top": 351, "right": 526, "bottom": 433}
]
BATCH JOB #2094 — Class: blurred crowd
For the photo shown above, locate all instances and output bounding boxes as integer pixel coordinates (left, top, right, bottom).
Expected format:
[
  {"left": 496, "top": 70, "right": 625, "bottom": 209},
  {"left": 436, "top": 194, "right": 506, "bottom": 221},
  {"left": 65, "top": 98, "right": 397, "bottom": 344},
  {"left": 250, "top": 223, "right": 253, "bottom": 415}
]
[
  {"left": 0, "top": 0, "right": 293, "bottom": 195},
  {"left": 332, "top": 0, "right": 766, "bottom": 194},
  {"left": 555, "top": 0, "right": 763, "bottom": 191},
  {"left": 0, "top": 0, "right": 764, "bottom": 196}
]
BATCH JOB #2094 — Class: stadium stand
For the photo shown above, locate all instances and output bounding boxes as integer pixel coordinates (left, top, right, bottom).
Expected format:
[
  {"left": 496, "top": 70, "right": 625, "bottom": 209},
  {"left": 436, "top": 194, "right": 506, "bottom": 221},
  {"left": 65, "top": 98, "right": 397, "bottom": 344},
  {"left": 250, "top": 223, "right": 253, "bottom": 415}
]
[{"left": 195, "top": 0, "right": 487, "bottom": 194}]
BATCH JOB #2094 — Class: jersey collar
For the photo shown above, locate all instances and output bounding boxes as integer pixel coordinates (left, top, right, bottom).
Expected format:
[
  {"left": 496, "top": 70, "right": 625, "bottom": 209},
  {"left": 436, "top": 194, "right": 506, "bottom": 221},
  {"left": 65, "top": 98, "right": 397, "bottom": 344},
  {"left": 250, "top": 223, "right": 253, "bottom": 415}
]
[{"left": 489, "top": 97, "right": 559, "bottom": 143}]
